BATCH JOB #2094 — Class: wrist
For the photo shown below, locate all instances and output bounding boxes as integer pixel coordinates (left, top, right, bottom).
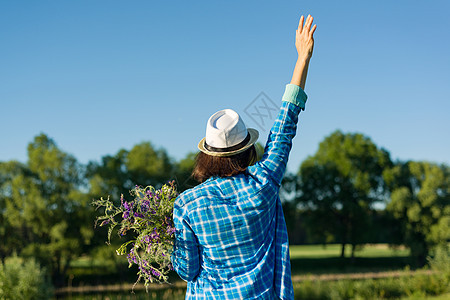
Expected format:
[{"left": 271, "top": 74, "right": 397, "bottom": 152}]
[{"left": 296, "top": 55, "right": 311, "bottom": 65}]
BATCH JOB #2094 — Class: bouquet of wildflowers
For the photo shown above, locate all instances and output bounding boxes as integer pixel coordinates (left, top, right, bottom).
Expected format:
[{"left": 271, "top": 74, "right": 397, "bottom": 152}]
[{"left": 93, "top": 181, "right": 178, "bottom": 286}]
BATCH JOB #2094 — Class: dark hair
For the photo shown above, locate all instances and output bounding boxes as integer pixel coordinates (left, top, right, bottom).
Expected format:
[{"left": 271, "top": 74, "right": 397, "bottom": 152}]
[{"left": 192, "top": 145, "right": 257, "bottom": 183}]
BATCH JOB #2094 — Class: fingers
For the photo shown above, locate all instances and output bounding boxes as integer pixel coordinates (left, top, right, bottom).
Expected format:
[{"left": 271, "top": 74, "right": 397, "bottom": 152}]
[
  {"left": 298, "top": 14, "right": 315, "bottom": 35},
  {"left": 298, "top": 15, "right": 304, "bottom": 33},
  {"left": 310, "top": 24, "right": 317, "bottom": 37},
  {"left": 304, "top": 15, "right": 313, "bottom": 33},
  {"left": 298, "top": 15, "right": 304, "bottom": 28}
]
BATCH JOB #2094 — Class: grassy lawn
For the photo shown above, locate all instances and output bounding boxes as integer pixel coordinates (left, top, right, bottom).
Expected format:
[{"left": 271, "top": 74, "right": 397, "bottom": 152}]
[
  {"left": 73, "top": 243, "right": 409, "bottom": 266},
  {"left": 62, "top": 244, "right": 449, "bottom": 299},
  {"left": 401, "top": 293, "right": 450, "bottom": 300},
  {"left": 288, "top": 244, "right": 412, "bottom": 276},
  {"left": 289, "top": 243, "right": 409, "bottom": 259},
  {"left": 69, "top": 243, "right": 414, "bottom": 283}
]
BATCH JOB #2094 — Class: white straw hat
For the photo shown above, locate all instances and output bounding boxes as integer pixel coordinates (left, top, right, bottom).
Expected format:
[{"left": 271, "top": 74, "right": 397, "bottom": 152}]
[{"left": 198, "top": 109, "right": 259, "bottom": 157}]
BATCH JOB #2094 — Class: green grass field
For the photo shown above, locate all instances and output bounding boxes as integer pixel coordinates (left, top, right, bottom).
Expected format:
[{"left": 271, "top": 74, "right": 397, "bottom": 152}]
[
  {"left": 67, "top": 243, "right": 414, "bottom": 287},
  {"left": 288, "top": 244, "right": 412, "bottom": 276},
  {"left": 289, "top": 243, "right": 409, "bottom": 259},
  {"left": 72, "top": 243, "right": 409, "bottom": 267},
  {"left": 61, "top": 244, "right": 449, "bottom": 299},
  {"left": 402, "top": 293, "right": 450, "bottom": 300},
  {"left": 69, "top": 244, "right": 412, "bottom": 279}
]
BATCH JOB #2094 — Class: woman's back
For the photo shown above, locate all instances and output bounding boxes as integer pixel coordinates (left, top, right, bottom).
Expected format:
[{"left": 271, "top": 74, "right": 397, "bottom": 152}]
[
  {"left": 171, "top": 14, "right": 316, "bottom": 300},
  {"left": 173, "top": 96, "right": 307, "bottom": 299},
  {"left": 174, "top": 168, "right": 283, "bottom": 299}
]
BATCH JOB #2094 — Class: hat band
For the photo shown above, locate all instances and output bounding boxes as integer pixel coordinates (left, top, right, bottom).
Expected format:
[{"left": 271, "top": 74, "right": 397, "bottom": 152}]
[{"left": 204, "top": 132, "right": 251, "bottom": 153}]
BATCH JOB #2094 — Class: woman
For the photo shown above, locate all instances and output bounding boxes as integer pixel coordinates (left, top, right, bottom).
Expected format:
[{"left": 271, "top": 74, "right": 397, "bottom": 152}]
[{"left": 171, "top": 14, "right": 317, "bottom": 300}]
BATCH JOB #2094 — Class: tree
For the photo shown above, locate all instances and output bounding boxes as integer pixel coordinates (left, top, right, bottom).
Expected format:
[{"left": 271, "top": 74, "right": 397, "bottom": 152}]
[
  {"left": 0, "top": 161, "right": 31, "bottom": 259},
  {"left": 173, "top": 152, "right": 197, "bottom": 192},
  {"left": 87, "top": 149, "right": 131, "bottom": 201},
  {"left": 384, "top": 161, "right": 450, "bottom": 266},
  {"left": 88, "top": 142, "right": 174, "bottom": 201},
  {"left": 296, "top": 130, "right": 392, "bottom": 259},
  {"left": 0, "top": 134, "right": 93, "bottom": 286},
  {"left": 126, "top": 142, "right": 173, "bottom": 188},
  {"left": 87, "top": 142, "right": 180, "bottom": 262}
]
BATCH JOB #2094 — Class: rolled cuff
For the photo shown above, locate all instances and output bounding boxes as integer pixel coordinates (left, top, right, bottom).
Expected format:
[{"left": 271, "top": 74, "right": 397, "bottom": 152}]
[{"left": 281, "top": 84, "right": 308, "bottom": 110}]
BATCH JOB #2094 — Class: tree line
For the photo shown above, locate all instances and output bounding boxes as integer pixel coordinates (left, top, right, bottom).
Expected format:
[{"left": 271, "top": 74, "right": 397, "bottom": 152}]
[{"left": 0, "top": 131, "right": 448, "bottom": 287}]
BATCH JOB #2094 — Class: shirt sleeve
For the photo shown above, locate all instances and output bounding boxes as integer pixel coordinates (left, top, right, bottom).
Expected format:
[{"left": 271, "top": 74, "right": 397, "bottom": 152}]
[
  {"left": 257, "top": 84, "right": 307, "bottom": 185},
  {"left": 171, "top": 197, "right": 201, "bottom": 282},
  {"left": 282, "top": 83, "right": 308, "bottom": 109}
]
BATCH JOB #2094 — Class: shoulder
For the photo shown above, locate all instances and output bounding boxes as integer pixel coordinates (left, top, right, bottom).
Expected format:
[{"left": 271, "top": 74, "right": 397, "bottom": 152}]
[
  {"left": 174, "top": 179, "right": 218, "bottom": 209},
  {"left": 247, "top": 162, "right": 280, "bottom": 187}
]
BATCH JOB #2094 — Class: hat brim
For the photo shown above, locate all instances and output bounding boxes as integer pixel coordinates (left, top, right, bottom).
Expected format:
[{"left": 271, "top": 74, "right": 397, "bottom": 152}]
[{"left": 197, "top": 128, "right": 259, "bottom": 157}]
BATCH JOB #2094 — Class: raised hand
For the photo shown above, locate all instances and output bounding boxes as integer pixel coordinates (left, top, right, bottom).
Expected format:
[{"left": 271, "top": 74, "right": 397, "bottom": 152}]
[{"left": 295, "top": 15, "right": 317, "bottom": 61}]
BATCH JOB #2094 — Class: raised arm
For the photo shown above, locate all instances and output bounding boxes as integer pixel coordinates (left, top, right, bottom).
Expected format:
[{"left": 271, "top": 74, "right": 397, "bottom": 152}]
[
  {"left": 256, "top": 15, "right": 316, "bottom": 185},
  {"left": 290, "top": 15, "right": 316, "bottom": 89}
]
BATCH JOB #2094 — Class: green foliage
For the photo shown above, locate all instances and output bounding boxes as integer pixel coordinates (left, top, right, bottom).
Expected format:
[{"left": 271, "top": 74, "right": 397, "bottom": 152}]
[
  {"left": 0, "top": 254, "right": 53, "bottom": 300},
  {"left": 126, "top": 142, "right": 173, "bottom": 188},
  {"left": 385, "top": 161, "right": 450, "bottom": 266},
  {"left": 55, "top": 271, "right": 450, "bottom": 299},
  {"left": 173, "top": 152, "right": 197, "bottom": 192},
  {"left": 87, "top": 149, "right": 130, "bottom": 202},
  {"left": 0, "top": 160, "right": 30, "bottom": 258},
  {"left": 254, "top": 142, "right": 265, "bottom": 162},
  {"left": 297, "top": 130, "right": 392, "bottom": 257},
  {"left": 86, "top": 244, "right": 125, "bottom": 273},
  {"left": 87, "top": 142, "right": 176, "bottom": 201},
  {"left": 2, "top": 130, "right": 448, "bottom": 294},
  {"left": 93, "top": 183, "right": 178, "bottom": 285},
  {"left": 61, "top": 288, "right": 187, "bottom": 300},
  {"left": 1, "top": 133, "right": 200, "bottom": 287},
  {"left": 293, "top": 271, "right": 450, "bottom": 299},
  {"left": 428, "top": 245, "right": 450, "bottom": 277},
  {"left": 0, "top": 134, "right": 94, "bottom": 286}
]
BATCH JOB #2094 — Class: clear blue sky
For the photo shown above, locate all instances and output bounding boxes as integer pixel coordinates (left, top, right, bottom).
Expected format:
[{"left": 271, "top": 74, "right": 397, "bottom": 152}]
[{"left": 1, "top": 0, "right": 449, "bottom": 173}]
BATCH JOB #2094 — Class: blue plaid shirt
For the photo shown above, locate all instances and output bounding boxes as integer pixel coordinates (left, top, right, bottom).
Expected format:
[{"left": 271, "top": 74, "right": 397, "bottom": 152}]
[{"left": 172, "top": 84, "right": 307, "bottom": 300}]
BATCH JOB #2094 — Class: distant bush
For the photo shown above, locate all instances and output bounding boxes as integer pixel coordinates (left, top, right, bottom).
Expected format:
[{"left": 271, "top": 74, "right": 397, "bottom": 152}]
[
  {"left": 293, "top": 271, "right": 449, "bottom": 299},
  {"left": 428, "top": 245, "right": 450, "bottom": 276},
  {"left": 0, "top": 254, "right": 53, "bottom": 300}
]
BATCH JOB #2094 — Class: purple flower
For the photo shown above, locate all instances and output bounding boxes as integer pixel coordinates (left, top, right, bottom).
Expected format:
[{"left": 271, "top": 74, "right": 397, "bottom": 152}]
[
  {"left": 142, "top": 235, "right": 151, "bottom": 244},
  {"left": 134, "top": 212, "right": 144, "bottom": 218},
  {"left": 141, "top": 200, "right": 150, "bottom": 212},
  {"left": 94, "top": 182, "right": 179, "bottom": 285},
  {"left": 166, "top": 227, "right": 176, "bottom": 235},
  {"left": 127, "top": 248, "right": 138, "bottom": 264},
  {"left": 149, "top": 231, "right": 160, "bottom": 241},
  {"left": 151, "top": 269, "right": 161, "bottom": 277}
]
